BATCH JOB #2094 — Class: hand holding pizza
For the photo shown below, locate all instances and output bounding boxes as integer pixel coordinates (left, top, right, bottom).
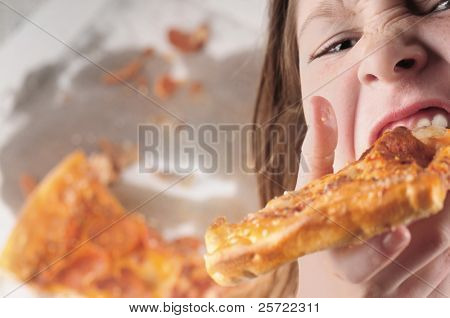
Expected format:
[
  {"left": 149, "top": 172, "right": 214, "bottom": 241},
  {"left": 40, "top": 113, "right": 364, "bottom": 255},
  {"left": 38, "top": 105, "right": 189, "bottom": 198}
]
[{"left": 296, "top": 97, "right": 450, "bottom": 298}]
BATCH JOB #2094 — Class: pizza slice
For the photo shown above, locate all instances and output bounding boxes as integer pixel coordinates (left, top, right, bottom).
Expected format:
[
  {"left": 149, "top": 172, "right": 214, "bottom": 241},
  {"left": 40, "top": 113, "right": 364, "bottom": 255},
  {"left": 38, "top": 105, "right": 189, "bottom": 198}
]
[
  {"left": 204, "top": 126, "right": 450, "bottom": 286},
  {"left": 0, "top": 151, "right": 224, "bottom": 297}
]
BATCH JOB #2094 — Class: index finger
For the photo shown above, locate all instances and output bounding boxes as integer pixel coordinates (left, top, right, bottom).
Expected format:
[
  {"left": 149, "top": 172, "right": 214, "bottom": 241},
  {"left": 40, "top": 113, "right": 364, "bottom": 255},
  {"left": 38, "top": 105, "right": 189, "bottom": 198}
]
[{"left": 296, "top": 96, "right": 338, "bottom": 189}]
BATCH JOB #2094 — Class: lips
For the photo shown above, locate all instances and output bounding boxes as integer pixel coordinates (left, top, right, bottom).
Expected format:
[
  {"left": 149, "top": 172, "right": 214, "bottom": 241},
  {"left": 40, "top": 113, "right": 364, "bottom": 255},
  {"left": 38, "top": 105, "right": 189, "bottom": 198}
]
[
  {"left": 381, "top": 107, "right": 449, "bottom": 132},
  {"left": 369, "top": 99, "right": 450, "bottom": 146}
]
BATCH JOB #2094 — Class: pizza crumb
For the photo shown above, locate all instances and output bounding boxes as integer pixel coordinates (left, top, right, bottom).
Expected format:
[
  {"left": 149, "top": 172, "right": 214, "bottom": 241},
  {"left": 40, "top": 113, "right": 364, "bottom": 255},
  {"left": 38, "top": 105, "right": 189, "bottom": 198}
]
[
  {"left": 102, "top": 58, "right": 144, "bottom": 85},
  {"left": 153, "top": 74, "right": 179, "bottom": 100},
  {"left": 189, "top": 81, "right": 204, "bottom": 97},
  {"left": 102, "top": 47, "right": 154, "bottom": 85},
  {"left": 135, "top": 75, "right": 149, "bottom": 94},
  {"left": 97, "top": 139, "right": 138, "bottom": 177},
  {"left": 19, "top": 174, "right": 38, "bottom": 197},
  {"left": 141, "top": 47, "right": 155, "bottom": 58},
  {"left": 168, "top": 24, "right": 209, "bottom": 53}
]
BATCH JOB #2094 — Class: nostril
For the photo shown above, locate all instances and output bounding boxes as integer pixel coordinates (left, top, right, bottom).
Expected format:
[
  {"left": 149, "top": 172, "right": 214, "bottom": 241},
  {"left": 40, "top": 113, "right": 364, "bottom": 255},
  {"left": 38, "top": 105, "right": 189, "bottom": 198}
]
[
  {"left": 395, "top": 58, "right": 416, "bottom": 71},
  {"left": 365, "top": 74, "right": 377, "bottom": 83}
]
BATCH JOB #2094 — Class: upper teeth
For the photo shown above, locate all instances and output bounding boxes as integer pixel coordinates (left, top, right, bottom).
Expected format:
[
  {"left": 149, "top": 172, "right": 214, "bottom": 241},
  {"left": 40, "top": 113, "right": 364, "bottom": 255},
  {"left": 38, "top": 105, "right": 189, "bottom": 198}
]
[
  {"left": 431, "top": 113, "right": 448, "bottom": 128},
  {"left": 415, "top": 113, "right": 448, "bottom": 129},
  {"left": 416, "top": 118, "right": 431, "bottom": 128}
]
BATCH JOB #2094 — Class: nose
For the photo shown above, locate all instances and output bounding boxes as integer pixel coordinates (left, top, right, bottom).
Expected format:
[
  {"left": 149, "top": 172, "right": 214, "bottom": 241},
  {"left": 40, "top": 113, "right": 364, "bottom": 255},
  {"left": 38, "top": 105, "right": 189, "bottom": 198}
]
[{"left": 358, "top": 39, "right": 428, "bottom": 86}]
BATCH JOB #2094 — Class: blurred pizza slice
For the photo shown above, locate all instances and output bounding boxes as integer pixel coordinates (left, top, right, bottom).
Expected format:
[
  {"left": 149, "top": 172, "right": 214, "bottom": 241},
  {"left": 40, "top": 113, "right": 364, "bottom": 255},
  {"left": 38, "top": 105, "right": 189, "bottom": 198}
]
[{"left": 0, "top": 151, "right": 222, "bottom": 297}]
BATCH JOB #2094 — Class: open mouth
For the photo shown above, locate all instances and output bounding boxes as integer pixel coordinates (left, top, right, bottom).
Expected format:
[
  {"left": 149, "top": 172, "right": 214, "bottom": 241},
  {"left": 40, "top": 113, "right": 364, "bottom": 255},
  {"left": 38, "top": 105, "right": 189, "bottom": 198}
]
[
  {"left": 369, "top": 100, "right": 450, "bottom": 146},
  {"left": 380, "top": 106, "right": 449, "bottom": 134}
]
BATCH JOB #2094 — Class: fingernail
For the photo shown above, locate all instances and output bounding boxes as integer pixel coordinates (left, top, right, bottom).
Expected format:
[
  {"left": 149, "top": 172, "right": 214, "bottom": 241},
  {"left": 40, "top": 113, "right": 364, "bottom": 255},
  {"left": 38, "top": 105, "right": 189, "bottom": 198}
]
[
  {"left": 317, "top": 102, "right": 335, "bottom": 130},
  {"left": 319, "top": 107, "right": 330, "bottom": 123},
  {"left": 382, "top": 230, "right": 405, "bottom": 253}
]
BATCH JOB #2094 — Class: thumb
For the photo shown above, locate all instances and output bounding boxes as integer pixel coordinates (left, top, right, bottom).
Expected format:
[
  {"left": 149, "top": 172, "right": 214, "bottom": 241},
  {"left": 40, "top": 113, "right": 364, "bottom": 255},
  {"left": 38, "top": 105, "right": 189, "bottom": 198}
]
[{"left": 296, "top": 96, "right": 337, "bottom": 189}]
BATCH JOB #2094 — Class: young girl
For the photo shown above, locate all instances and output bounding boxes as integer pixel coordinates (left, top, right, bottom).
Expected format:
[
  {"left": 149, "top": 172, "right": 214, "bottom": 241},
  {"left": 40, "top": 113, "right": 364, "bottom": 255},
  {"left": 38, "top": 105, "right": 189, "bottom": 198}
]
[{"left": 253, "top": 0, "right": 449, "bottom": 297}]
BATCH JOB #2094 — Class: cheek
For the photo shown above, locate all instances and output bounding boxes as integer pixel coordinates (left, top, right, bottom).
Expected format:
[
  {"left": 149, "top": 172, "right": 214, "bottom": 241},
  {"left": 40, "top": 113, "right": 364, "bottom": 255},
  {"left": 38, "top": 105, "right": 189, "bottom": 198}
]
[
  {"left": 300, "top": 55, "right": 360, "bottom": 133},
  {"left": 300, "top": 58, "right": 352, "bottom": 96},
  {"left": 418, "top": 16, "right": 450, "bottom": 63},
  {"left": 300, "top": 63, "right": 360, "bottom": 169},
  {"left": 299, "top": 47, "right": 363, "bottom": 102}
]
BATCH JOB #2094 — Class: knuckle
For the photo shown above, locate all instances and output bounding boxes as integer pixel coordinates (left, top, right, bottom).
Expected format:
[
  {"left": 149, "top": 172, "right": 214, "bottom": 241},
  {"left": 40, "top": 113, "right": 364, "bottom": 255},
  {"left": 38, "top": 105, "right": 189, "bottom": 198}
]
[
  {"left": 445, "top": 248, "right": 450, "bottom": 267},
  {"left": 364, "top": 281, "right": 385, "bottom": 298},
  {"left": 394, "top": 285, "right": 414, "bottom": 298},
  {"left": 328, "top": 255, "right": 366, "bottom": 284},
  {"left": 335, "top": 272, "right": 361, "bottom": 284},
  {"left": 345, "top": 271, "right": 367, "bottom": 284},
  {"left": 428, "top": 227, "right": 450, "bottom": 251}
]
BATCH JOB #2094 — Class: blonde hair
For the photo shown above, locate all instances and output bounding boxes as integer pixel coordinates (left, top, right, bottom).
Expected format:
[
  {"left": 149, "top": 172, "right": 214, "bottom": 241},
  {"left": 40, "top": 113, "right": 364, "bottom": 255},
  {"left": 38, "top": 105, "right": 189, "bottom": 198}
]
[{"left": 253, "top": 0, "right": 306, "bottom": 206}]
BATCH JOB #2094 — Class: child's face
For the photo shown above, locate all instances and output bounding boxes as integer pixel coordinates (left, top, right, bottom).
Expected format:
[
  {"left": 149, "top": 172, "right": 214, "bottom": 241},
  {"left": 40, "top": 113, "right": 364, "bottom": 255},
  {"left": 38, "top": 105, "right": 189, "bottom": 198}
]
[{"left": 296, "top": 0, "right": 450, "bottom": 170}]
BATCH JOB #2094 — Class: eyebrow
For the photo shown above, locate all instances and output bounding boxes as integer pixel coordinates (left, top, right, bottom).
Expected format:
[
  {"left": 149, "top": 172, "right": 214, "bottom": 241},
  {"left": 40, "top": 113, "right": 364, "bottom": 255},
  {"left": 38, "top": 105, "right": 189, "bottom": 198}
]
[{"left": 298, "top": 0, "right": 353, "bottom": 40}]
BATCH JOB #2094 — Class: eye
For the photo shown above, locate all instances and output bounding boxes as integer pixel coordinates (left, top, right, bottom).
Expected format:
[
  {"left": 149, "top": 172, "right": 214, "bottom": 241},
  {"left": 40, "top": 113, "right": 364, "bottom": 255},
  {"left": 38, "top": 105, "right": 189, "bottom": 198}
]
[
  {"left": 310, "top": 38, "right": 359, "bottom": 61},
  {"left": 325, "top": 39, "right": 358, "bottom": 54},
  {"left": 432, "top": 0, "right": 450, "bottom": 12},
  {"left": 409, "top": 0, "right": 449, "bottom": 14}
]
